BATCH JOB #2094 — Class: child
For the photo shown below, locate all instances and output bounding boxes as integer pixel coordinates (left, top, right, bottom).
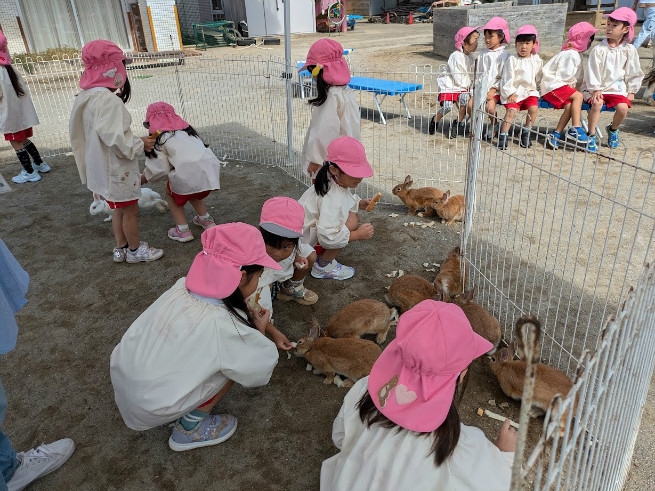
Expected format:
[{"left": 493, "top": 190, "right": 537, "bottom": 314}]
[
  {"left": 478, "top": 17, "right": 511, "bottom": 140},
  {"left": 0, "top": 31, "right": 50, "bottom": 184},
  {"left": 141, "top": 101, "right": 221, "bottom": 242},
  {"left": 299, "top": 136, "right": 374, "bottom": 281},
  {"left": 583, "top": 7, "right": 644, "bottom": 152},
  {"left": 541, "top": 22, "right": 599, "bottom": 149},
  {"left": 69, "top": 40, "right": 163, "bottom": 263},
  {"left": 632, "top": 0, "right": 655, "bottom": 50},
  {"left": 301, "top": 38, "right": 361, "bottom": 179},
  {"left": 321, "top": 300, "right": 515, "bottom": 490},
  {"left": 249, "top": 197, "right": 318, "bottom": 314},
  {"left": 429, "top": 26, "right": 480, "bottom": 138},
  {"left": 498, "top": 25, "right": 543, "bottom": 150},
  {"left": 110, "top": 223, "right": 292, "bottom": 451}
]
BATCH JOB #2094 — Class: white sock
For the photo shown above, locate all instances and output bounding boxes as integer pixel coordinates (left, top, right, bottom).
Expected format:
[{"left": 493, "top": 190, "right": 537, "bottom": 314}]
[{"left": 178, "top": 224, "right": 189, "bottom": 231}]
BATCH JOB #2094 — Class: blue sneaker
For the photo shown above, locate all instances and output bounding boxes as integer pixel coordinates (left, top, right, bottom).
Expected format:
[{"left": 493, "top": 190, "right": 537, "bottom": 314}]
[
  {"left": 606, "top": 124, "right": 619, "bottom": 149},
  {"left": 169, "top": 414, "right": 237, "bottom": 451},
  {"left": 566, "top": 126, "right": 588, "bottom": 143},
  {"left": 587, "top": 135, "right": 598, "bottom": 153},
  {"left": 311, "top": 260, "right": 355, "bottom": 280},
  {"left": 547, "top": 131, "right": 561, "bottom": 149}
]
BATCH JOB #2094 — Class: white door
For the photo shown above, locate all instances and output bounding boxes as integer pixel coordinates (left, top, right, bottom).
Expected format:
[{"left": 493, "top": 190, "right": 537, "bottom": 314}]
[{"left": 245, "top": 0, "right": 315, "bottom": 36}]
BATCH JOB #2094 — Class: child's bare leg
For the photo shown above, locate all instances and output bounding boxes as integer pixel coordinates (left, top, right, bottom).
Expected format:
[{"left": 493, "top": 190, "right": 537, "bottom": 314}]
[
  {"left": 291, "top": 251, "right": 316, "bottom": 281},
  {"left": 586, "top": 101, "right": 603, "bottom": 136},
  {"left": 609, "top": 103, "right": 628, "bottom": 130},
  {"left": 457, "top": 103, "right": 466, "bottom": 123},
  {"left": 501, "top": 107, "right": 516, "bottom": 133},
  {"left": 121, "top": 203, "right": 140, "bottom": 249},
  {"left": 320, "top": 248, "right": 342, "bottom": 261},
  {"left": 166, "top": 191, "right": 188, "bottom": 227},
  {"left": 568, "top": 92, "right": 584, "bottom": 128},
  {"left": 189, "top": 198, "right": 208, "bottom": 217},
  {"left": 555, "top": 104, "right": 573, "bottom": 133},
  {"left": 194, "top": 380, "right": 234, "bottom": 412},
  {"left": 525, "top": 106, "right": 538, "bottom": 127},
  {"left": 466, "top": 96, "right": 474, "bottom": 117},
  {"left": 112, "top": 208, "right": 127, "bottom": 247},
  {"left": 9, "top": 140, "right": 26, "bottom": 151},
  {"left": 487, "top": 98, "right": 498, "bottom": 131}
]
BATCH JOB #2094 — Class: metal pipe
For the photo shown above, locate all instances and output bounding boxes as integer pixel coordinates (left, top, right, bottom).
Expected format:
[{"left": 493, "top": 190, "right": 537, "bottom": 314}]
[{"left": 283, "top": 0, "right": 293, "bottom": 166}]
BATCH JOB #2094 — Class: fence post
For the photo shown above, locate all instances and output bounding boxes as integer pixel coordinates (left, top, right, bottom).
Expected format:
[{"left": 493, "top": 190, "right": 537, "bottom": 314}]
[{"left": 283, "top": 0, "right": 294, "bottom": 166}]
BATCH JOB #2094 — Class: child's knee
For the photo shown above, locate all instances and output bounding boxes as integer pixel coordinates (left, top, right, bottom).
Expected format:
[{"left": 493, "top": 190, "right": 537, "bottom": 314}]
[
  {"left": 571, "top": 91, "right": 583, "bottom": 102},
  {"left": 614, "top": 103, "right": 629, "bottom": 116}
]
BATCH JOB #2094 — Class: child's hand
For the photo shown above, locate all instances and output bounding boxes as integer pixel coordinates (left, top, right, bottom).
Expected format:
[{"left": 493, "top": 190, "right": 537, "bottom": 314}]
[
  {"left": 141, "top": 136, "right": 155, "bottom": 152},
  {"left": 251, "top": 307, "right": 271, "bottom": 334},
  {"left": 486, "top": 89, "right": 496, "bottom": 101},
  {"left": 294, "top": 256, "right": 309, "bottom": 270},
  {"left": 354, "top": 223, "right": 374, "bottom": 241},
  {"left": 307, "top": 162, "right": 321, "bottom": 177},
  {"left": 359, "top": 198, "right": 372, "bottom": 210},
  {"left": 627, "top": 92, "right": 635, "bottom": 102},
  {"left": 270, "top": 328, "right": 294, "bottom": 351},
  {"left": 494, "top": 419, "right": 518, "bottom": 452},
  {"left": 591, "top": 91, "right": 603, "bottom": 104},
  {"left": 507, "top": 94, "right": 518, "bottom": 104},
  {"left": 140, "top": 174, "right": 148, "bottom": 185}
]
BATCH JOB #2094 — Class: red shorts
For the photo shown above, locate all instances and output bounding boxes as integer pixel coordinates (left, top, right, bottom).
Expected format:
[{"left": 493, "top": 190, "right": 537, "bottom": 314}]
[
  {"left": 542, "top": 85, "right": 577, "bottom": 109},
  {"left": 438, "top": 92, "right": 463, "bottom": 103},
  {"left": 586, "top": 94, "right": 631, "bottom": 109},
  {"left": 504, "top": 96, "right": 539, "bottom": 111},
  {"left": 105, "top": 199, "right": 139, "bottom": 210},
  {"left": 166, "top": 181, "right": 211, "bottom": 207},
  {"left": 4, "top": 127, "right": 33, "bottom": 141}
]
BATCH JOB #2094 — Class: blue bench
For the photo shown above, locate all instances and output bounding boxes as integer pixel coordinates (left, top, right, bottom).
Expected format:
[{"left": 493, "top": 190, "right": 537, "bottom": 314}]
[
  {"left": 347, "top": 76, "right": 423, "bottom": 124},
  {"left": 537, "top": 99, "right": 614, "bottom": 139}
]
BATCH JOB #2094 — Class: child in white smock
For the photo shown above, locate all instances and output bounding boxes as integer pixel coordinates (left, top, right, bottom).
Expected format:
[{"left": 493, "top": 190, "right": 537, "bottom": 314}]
[
  {"left": 299, "top": 136, "right": 374, "bottom": 281},
  {"left": 321, "top": 300, "right": 516, "bottom": 491},
  {"left": 110, "top": 223, "right": 291, "bottom": 451},
  {"left": 498, "top": 25, "right": 543, "bottom": 150},
  {"left": 582, "top": 7, "right": 644, "bottom": 152},
  {"left": 429, "top": 26, "right": 480, "bottom": 138},
  {"left": 301, "top": 38, "right": 360, "bottom": 179},
  {"left": 141, "top": 101, "right": 221, "bottom": 243},
  {"left": 0, "top": 30, "right": 50, "bottom": 184},
  {"left": 69, "top": 40, "right": 163, "bottom": 264}
]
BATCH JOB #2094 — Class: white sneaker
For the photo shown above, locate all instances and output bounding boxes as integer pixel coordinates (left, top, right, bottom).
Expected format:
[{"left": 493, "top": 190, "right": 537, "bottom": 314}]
[
  {"left": 32, "top": 162, "right": 51, "bottom": 173},
  {"left": 11, "top": 170, "right": 41, "bottom": 184},
  {"left": 311, "top": 260, "right": 355, "bottom": 280},
  {"left": 125, "top": 241, "right": 164, "bottom": 263},
  {"left": 7, "top": 438, "right": 75, "bottom": 491}
]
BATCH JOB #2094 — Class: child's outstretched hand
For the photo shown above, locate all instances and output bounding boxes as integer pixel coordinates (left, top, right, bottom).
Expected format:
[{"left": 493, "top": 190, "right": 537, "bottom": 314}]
[
  {"left": 294, "top": 256, "right": 309, "bottom": 270},
  {"left": 494, "top": 418, "right": 518, "bottom": 452},
  {"left": 359, "top": 198, "right": 372, "bottom": 210},
  {"left": 269, "top": 327, "right": 294, "bottom": 351},
  {"left": 141, "top": 136, "right": 155, "bottom": 152},
  {"left": 251, "top": 307, "right": 271, "bottom": 334},
  {"left": 354, "top": 223, "right": 374, "bottom": 241}
]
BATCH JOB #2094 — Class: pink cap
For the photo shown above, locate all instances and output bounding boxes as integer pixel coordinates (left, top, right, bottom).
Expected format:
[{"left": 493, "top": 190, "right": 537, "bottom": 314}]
[
  {"left": 326, "top": 136, "right": 373, "bottom": 179},
  {"left": 368, "top": 300, "right": 493, "bottom": 432},
  {"left": 144, "top": 102, "right": 189, "bottom": 133},
  {"left": 455, "top": 26, "right": 479, "bottom": 52},
  {"left": 605, "top": 7, "right": 637, "bottom": 43},
  {"left": 80, "top": 40, "right": 131, "bottom": 90},
  {"left": 185, "top": 223, "right": 281, "bottom": 299},
  {"left": 260, "top": 197, "right": 305, "bottom": 239},
  {"left": 515, "top": 24, "right": 539, "bottom": 54},
  {"left": 300, "top": 38, "right": 351, "bottom": 86},
  {"left": 0, "top": 31, "right": 11, "bottom": 66},
  {"left": 563, "top": 22, "right": 599, "bottom": 52},
  {"left": 482, "top": 17, "right": 510, "bottom": 45}
]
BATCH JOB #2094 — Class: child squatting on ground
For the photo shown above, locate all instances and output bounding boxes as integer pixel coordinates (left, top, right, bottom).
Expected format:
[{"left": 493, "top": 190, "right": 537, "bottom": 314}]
[
  {"left": 301, "top": 38, "right": 360, "bottom": 179},
  {"left": 477, "top": 17, "right": 511, "bottom": 140},
  {"left": 498, "top": 25, "right": 543, "bottom": 150},
  {"left": 140, "top": 101, "right": 221, "bottom": 242},
  {"left": 69, "top": 40, "right": 163, "bottom": 264},
  {"left": 248, "top": 197, "right": 318, "bottom": 317},
  {"left": 299, "top": 136, "right": 375, "bottom": 281},
  {"left": 582, "top": 7, "right": 644, "bottom": 152},
  {"left": 429, "top": 26, "right": 479, "bottom": 138},
  {"left": 541, "top": 22, "right": 599, "bottom": 150},
  {"left": 0, "top": 30, "right": 50, "bottom": 184},
  {"left": 110, "top": 223, "right": 292, "bottom": 451},
  {"left": 320, "top": 300, "right": 516, "bottom": 490}
]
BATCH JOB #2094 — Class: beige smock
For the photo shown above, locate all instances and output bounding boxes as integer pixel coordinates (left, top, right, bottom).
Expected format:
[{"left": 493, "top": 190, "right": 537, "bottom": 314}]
[
  {"left": 69, "top": 87, "right": 142, "bottom": 202},
  {"left": 321, "top": 377, "right": 514, "bottom": 491},
  {"left": 500, "top": 54, "right": 543, "bottom": 104},
  {"left": 582, "top": 40, "right": 644, "bottom": 98},
  {"left": 478, "top": 45, "right": 510, "bottom": 92},
  {"left": 301, "top": 85, "right": 361, "bottom": 177},
  {"left": 540, "top": 50, "right": 583, "bottom": 96},
  {"left": 110, "top": 277, "right": 279, "bottom": 431},
  {"left": 143, "top": 130, "right": 221, "bottom": 194},
  {"left": 0, "top": 67, "right": 39, "bottom": 134},
  {"left": 437, "top": 50, "right": 474, "bottom": 94},
  {"left": 299, "top": 179, "right": 360, "bottom": 250}
]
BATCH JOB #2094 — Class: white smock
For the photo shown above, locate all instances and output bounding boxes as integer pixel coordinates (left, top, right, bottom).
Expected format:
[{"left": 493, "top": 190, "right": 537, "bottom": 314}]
[
  {"left": 110, "top": 277, "right": 279, "bottom": 431},
  {"left": 69, "top": 87, "right": 143, "bottom": 202},
  {"left": 500, "top": 54, "right": 543, "bottom": 104},
  {"left": 437, "top": 50, "right": 474, "bottom": 94},
  {"left": 478, "top": 45, "right": 509, "bottom": 92},
  {"left": 321, "top": 377, "right": 514, "bottom": 491},
  {"left": 0, "top": 67, "right": 39, "bottom": 134},
  {"left": 540, "top": 50, "right": 583, "bottom": 96},
  {"left": 582, "top": 40, "right": 644, "bottom": 98},
  {"left": 301, "top": 85, "right": 361, "bottom": 177},
  {"left": 143, "top": 130, "right": 221, "bottom": 194},
  {"left": 299, "top": 178, "right": 359, "bottom": 250}
]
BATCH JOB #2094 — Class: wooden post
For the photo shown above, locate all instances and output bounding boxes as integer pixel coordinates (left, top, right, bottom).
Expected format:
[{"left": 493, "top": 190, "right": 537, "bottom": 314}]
[{"left": 16, "top": 17, "right": 30, "bottom": 54}]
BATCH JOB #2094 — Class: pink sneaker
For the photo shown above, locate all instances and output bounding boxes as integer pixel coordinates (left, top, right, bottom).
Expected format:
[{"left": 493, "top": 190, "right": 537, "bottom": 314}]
[
  {"left": 168, "top": 226, "right": 194, "bottom": 242},
  {"left": 192, "top": 215, "right": 216, "bottom": 230}
]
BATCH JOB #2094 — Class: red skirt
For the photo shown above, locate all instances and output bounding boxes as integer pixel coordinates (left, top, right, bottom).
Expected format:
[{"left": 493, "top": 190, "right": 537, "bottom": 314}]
[{"left": 4, "top": 127, "right": 33, "bottom": 141}]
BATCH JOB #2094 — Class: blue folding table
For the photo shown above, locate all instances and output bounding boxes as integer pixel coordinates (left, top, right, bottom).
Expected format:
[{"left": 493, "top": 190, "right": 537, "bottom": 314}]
[{"left": 347, "top": 76, "right": 423, "bottom": 125}]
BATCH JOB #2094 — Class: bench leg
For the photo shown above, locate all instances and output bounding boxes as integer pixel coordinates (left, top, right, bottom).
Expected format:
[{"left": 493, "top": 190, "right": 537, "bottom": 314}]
[
  {"left": 374, "top": 94, "right": 387, "bottom": 125},
  {"left": 400, "top": 94, "right": 412, "bottom": 119}
]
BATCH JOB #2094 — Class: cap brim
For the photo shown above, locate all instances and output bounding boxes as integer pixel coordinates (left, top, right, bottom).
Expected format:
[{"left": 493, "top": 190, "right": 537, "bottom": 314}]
[
  {"left": 260, "top": 222, "right": 302, "bottom": 239},
  {"left": 338, "top": 162, "right": 374, "bottom": 179},
  {"left": 255, "top": 252, "right": 283, "bottom": 270}
]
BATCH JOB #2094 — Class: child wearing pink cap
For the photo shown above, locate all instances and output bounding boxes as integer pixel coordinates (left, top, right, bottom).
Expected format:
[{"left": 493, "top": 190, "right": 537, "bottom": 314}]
[
  {"left": 70, "top": 40, "right": 163, "bottom": 263},
  {"left": 321, "top": 300, "right": 515, "bottom": 490},
  {"left": 478, "top": 17, "right": 511, "bottom": 140},
  {"left": 110, "top": 223, "right": 292, "bottom": 451},
  {"left": 140, "top": 101, "right": 221, "bottom": 242},
  {"left": 429, "top": 26, "right": 480, "bottom": 138},
  {"left": 0, "top": 30, "right": 50, "bottom": 184},
  {"left": 541, "top": 22, "right": 599, "bottom": 150},
  {"left": 249, "top": 197, "right": 318, "bottom": 312},
  {"left": 582, "top": 7, "right": 644, "bottom": 152},
  {"left": 498, "top": 25, "right": 543, "bottom": 150},
  {"left": 299, "top": 136, "right": 375, "bottom": 280},
  {"left": 300, "top": 39, "right": 360, "bottom": 179}
]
